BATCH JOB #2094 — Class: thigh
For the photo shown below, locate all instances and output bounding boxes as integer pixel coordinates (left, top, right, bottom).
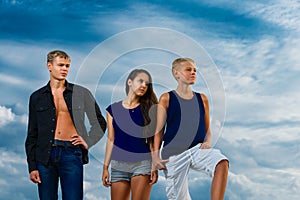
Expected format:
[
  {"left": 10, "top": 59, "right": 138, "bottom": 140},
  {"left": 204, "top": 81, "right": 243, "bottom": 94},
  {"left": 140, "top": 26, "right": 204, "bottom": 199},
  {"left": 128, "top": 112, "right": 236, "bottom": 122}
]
[
  {"left": 59, "top": 147, "right": 83, "bottom": 200},
  {"left": 111, "top": 181, "right": 131, "bottom": 200},
  {"left": 164, "top": 153, "right": 191, "bottom": 200},
  {"left": 37, "top": 162, "right": 59, "bottom": 200},
  {"left": 131, "top": 175, "right": 152, "bottom": 200},
  {"left": 191, "top": 147, "right": 228, "bottom": 177}
]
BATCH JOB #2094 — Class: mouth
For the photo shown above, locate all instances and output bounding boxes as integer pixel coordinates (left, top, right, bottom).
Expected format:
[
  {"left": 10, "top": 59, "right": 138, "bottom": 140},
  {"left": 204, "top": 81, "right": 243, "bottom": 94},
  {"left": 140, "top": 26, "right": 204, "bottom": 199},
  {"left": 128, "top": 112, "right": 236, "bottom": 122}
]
[{"left": 138, "top": 88, "right": 146, "bottom": 93}]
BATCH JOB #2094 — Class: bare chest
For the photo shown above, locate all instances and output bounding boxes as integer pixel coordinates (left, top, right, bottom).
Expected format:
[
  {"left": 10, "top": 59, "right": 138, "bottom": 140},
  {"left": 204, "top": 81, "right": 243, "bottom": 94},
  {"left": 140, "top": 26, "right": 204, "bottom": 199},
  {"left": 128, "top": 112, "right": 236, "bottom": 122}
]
[{"left": 52, "top": 92, "right": 69, "bottom": 113}]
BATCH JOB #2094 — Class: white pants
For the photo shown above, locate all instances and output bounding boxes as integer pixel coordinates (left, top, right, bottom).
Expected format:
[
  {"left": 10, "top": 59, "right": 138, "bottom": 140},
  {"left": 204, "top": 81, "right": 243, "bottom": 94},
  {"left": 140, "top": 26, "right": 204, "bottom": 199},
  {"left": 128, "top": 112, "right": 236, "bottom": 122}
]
[{"left": 163, "top": 145, "right": 228, "bottom": 200}]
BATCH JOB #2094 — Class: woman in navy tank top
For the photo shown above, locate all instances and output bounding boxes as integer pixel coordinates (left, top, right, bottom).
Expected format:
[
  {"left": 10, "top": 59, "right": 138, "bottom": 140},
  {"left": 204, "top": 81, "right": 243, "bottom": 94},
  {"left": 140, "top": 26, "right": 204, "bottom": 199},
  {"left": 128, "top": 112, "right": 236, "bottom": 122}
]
[{"left": 102, "top": 69, "right": 158, "bottom": 200}]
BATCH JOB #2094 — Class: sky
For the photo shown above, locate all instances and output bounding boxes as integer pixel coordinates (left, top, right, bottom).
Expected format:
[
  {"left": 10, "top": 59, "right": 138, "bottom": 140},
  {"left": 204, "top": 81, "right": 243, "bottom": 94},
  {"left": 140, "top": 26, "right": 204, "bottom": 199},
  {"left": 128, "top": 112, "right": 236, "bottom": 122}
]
[{"left": 0, "top": 0, "right": 300, "bottom": 199}]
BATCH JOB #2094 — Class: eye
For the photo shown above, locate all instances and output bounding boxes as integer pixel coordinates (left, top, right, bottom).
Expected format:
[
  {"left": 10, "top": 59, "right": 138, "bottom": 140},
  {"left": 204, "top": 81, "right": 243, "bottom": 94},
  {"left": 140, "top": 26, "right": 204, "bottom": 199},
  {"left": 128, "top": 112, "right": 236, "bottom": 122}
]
[{"left": 185, "top": 67, "right": 196, "bottom": 72}]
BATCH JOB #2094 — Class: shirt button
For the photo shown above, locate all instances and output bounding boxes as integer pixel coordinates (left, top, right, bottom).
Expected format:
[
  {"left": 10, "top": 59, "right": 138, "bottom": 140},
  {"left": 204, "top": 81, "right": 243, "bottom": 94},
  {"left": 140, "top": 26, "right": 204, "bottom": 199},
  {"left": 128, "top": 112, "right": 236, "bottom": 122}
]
[
  {"left": 51, "top": 130, "right": 54, "bottom": 133},
  {"left": 52, "top": 118, "right": 55, "bottom": 121},
  {"left": 49, "top": 140, "right": 52, "bottom": 143}
]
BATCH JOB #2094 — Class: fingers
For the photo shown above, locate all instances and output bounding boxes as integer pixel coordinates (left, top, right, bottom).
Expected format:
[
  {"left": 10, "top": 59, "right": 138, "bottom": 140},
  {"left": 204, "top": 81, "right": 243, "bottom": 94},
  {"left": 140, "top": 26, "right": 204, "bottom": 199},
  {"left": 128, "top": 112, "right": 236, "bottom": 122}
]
[
  {"left": 70, "top": 135, "right": 88, "bottom": 149},
  {"left": 153, "top": 159, "right": 169, "bottom": 170},
  {"left": 156, "top": 163, "right": 166, "bottom": 170},
  {"left": 30, "top": 170, "right": 41, "bottom": 184},
  {"left": 161, "top": 159, "right": 169, "bottom": 164},
  {"left": 102, "top": 170, "right": 111, "bottom": 187},
  {"left": 102, "top": 177, "right": 111, "bottom": 187},
  {"left": 70, "top": 135, "right": 79, "bottom": 144},
  {"left": 149, "top": 170, "right": 158, "bottom": 185},
  {"left": 200, "top": 142, "right": 211, "bottom": 149}
]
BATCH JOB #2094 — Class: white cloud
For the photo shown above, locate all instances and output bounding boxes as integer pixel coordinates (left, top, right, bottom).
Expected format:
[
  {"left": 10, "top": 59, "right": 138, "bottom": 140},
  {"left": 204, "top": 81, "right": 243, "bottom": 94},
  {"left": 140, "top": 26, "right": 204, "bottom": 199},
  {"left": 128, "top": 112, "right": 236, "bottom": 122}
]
[
  {"left": 0, "top": 105, "right": 27, "bottom": 127},
  {"left": 0, "top": 106, "right": 15, "bottom": 127},
  {"left": 226, "top": 169, "right": 300, "bottom": 200},
  {"left": 250, "top": 0, "right": 300, "bottom": 32},
  {"left": 198, "top": 0, "right": 300, "bottom": 33},
  {"left": 0, "top": 149, "right": 35, "bottom": 200},
  {"left": 0, "top": 73, "right": 28, "bottom": 86},
  {"left": 204, "top": 33, "right": 300, "bottom": 124}
]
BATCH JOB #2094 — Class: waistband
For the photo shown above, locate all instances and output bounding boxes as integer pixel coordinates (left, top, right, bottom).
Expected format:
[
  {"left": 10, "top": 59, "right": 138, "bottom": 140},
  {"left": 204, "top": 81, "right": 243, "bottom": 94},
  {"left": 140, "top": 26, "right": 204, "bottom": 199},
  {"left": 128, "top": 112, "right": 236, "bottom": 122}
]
[
  {"left": 161, "top": 143, "right": 201, "bottom": 159},
  {"left": 52, "top": 139, "right": 76, "bottom": 148}
]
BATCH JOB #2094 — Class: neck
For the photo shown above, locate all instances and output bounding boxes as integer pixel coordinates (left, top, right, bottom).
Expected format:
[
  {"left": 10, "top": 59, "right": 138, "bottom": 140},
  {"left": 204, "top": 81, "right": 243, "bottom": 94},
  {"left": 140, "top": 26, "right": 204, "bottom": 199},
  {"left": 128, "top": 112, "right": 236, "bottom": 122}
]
[
  {"left": 175, "top": 85, "right": 192, "bottom": 94},
  {"left": 123, "top": 93, "right": 140, "bottom": 108},
  {"left": 50, "top": 79, "right": 66, "bottom": 91},
  {"left": 175, "top": 85, "right": 193, "bottom": 99}
]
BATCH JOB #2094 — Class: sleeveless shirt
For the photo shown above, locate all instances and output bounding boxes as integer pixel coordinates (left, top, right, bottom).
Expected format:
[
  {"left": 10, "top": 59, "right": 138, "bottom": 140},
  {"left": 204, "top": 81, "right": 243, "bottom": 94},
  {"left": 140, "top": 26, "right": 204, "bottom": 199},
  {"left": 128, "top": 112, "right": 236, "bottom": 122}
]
[{"left": 162, "top": 91, "right": 206, "bottom": 159}]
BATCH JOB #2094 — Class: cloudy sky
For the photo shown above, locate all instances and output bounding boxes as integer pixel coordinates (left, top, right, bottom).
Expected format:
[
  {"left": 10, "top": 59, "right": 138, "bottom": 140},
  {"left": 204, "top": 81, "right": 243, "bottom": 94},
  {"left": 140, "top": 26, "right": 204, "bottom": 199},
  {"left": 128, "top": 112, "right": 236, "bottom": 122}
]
[{"left": 1, "top": 0, "right": 300, "bottom": 199}]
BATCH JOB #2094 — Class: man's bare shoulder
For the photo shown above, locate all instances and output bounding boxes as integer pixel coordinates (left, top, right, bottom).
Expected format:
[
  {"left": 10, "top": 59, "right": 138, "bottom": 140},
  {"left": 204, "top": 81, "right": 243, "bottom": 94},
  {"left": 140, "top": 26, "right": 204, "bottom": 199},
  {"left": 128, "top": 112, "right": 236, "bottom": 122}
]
[
  {"left": 158, "top": 92, "right": 170, "bottom": 109},
  {"left": 200, "top": 93, "right": 208, "bottom": 102},
  {"left": 159, "top": 92, "right": 170, "bottom": 102}
]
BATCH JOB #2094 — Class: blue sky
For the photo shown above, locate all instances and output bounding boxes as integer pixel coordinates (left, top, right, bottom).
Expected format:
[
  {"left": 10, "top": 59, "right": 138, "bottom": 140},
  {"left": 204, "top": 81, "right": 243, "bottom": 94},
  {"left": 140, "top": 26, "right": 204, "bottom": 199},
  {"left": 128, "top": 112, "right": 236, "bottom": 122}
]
[{"left": 1, "top": 0, "right": 300, "bottom": 199}]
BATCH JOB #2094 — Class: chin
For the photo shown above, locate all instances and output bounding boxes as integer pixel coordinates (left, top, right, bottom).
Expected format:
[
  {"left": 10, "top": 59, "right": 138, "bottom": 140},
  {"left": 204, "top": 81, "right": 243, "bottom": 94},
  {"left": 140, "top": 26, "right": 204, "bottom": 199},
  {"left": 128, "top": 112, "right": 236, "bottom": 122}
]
[{"left": 136, "top": 92, "right": 145, "bottom": 96}]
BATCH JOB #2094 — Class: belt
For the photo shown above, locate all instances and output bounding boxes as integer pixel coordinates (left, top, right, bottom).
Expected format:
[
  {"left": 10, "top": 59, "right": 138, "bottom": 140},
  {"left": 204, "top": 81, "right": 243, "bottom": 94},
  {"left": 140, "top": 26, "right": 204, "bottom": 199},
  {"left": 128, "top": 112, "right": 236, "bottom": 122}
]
[{"left": 52, "top": 139, "right": 75, "bottom": 148}]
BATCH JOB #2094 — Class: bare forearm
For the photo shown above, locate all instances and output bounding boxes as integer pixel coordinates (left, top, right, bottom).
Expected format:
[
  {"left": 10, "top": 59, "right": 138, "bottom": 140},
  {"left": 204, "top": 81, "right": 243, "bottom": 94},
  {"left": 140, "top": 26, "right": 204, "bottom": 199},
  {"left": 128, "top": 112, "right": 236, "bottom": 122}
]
[
  {"left": 152, "top": 131, "right": 163, "bottom": 158},
  {"left": 204, "top": 129, "right": 212, "bottom": 145},
  {"left": 103, "top": 139, "right": 113, "bottom": 168}
]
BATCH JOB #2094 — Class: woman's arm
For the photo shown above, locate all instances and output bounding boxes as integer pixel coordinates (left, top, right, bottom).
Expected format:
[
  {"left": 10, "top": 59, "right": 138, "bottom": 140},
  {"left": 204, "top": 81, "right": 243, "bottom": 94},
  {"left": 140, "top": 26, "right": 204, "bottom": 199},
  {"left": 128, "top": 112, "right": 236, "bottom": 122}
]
[{"left": 102, "top": 111, "right": 114, "bottom": 187}]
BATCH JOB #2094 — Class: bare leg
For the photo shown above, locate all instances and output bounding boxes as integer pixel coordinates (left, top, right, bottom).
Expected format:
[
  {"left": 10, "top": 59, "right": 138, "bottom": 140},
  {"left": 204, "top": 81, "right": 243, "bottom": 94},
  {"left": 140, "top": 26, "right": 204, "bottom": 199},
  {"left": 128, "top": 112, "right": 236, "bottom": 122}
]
[
  {"left": 111, "top": 181, "right": 130, "bottom": 200},
  {"left": 131, "top": 175, "right": 152, "bottom": 200},
  {"left": 211, "top": 160, "right": 229, "bottom": 200}
]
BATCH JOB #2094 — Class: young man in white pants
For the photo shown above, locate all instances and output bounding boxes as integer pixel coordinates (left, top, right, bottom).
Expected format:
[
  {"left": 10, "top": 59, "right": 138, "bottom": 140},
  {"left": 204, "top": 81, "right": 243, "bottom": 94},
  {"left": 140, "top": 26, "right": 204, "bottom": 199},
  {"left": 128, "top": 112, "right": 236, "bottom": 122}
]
[{"left": 152, "top": 58, "right": 229, "bottom": 200}]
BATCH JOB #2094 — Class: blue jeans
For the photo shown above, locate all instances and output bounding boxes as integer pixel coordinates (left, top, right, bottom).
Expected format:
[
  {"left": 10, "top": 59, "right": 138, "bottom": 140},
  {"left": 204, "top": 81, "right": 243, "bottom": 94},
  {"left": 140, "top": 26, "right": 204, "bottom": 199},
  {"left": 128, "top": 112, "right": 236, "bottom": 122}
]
[{"left": 37, "top": 142, "right": 83, "bottom": 200}]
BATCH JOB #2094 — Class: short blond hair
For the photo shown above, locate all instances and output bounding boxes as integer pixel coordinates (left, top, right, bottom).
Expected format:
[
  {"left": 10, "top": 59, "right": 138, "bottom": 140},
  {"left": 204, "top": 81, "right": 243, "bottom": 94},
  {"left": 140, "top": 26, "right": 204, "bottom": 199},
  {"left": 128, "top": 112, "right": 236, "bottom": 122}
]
[
  {"left": 47, "top": 50, "right": 70, "bottom": 64},
  {"left": 172, "top": 58, "right": 195, "bottom": 76}
]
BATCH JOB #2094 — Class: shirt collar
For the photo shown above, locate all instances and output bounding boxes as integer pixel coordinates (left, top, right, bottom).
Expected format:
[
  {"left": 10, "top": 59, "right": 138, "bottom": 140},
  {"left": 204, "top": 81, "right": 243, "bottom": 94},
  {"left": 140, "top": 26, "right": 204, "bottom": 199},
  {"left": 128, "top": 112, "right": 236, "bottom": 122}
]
[{"left": 41, "top": 80, "right": 73, "bottom": 93}]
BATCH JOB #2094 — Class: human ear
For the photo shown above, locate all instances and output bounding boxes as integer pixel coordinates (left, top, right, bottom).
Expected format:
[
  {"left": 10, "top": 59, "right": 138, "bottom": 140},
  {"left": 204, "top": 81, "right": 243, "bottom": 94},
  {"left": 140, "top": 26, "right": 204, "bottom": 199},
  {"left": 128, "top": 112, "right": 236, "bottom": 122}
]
[
  {"left": 127, "top": 79, "right": 132, "bottom": 87},
  {"left": 47, "top": 62, "right": 52, "bottom": 72},
  {"left": 174, "top": 70, "right": 180, "bottom": 79}
]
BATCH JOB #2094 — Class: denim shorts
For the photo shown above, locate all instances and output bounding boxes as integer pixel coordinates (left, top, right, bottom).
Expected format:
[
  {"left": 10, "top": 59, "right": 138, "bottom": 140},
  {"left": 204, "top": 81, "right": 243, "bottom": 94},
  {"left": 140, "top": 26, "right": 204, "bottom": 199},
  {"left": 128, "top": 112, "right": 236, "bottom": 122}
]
[{"left": 110, "top": 160, "right": 151, "bottom": 183}]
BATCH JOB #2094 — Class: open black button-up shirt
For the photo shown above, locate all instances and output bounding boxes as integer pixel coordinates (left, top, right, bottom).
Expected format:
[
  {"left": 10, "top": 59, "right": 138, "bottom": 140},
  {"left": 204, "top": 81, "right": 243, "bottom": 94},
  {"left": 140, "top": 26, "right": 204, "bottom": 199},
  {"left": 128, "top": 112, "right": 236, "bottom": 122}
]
[{"left": 25, "top": 81, "right": 107, "bottom": 173}]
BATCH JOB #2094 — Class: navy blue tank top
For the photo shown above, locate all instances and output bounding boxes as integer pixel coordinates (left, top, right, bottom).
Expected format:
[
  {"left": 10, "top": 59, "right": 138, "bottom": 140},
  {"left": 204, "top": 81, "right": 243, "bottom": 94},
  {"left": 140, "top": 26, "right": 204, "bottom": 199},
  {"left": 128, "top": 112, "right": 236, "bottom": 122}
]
[
  {"left": 106, "top": 101, "right": 151, "bottom": 162},
  {"left": 162, "top": 91, "right": 206, "bottom": 159}
]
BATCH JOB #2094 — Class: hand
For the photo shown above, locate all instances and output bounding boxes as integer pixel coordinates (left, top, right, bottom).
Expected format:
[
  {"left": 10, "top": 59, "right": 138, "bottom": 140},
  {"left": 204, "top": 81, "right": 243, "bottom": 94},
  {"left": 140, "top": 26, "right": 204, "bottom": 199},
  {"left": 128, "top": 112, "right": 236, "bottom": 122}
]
[
  {"left": 71, "top": 134, "right": 88, "bottom": 149},
  {"left": 102, "top": 168, "right": 111, "bottom": 187},
  {"left": 149, "top": 170, "right": 158, "bottom": 185},
  {"left": 200, "top": 142, "right": 211, "bottom": 149},
  {"left": 152, "top": 156, "right": 169, "bottom": 170},
  {"left": 30, "top": 170, "right": 41, "bottom": 184}
]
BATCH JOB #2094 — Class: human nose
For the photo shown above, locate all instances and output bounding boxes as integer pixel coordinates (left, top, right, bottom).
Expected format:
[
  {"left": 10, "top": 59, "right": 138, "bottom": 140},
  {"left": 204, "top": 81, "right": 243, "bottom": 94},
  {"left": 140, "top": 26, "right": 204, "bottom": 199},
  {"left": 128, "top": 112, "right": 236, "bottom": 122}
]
[
  {"left": 62, "top": 65, "right": 68, "bottom": 71},
  {"left": 141, "top": 81, "right": 147, "bottom": 87}
]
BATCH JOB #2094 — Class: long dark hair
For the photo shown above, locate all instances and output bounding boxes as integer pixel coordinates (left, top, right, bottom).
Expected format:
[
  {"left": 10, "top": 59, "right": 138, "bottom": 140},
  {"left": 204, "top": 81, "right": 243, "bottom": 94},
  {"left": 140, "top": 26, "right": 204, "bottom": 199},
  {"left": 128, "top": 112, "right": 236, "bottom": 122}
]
[{"left": 125, "top": 69, "right": 158, "bottom": 145}]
